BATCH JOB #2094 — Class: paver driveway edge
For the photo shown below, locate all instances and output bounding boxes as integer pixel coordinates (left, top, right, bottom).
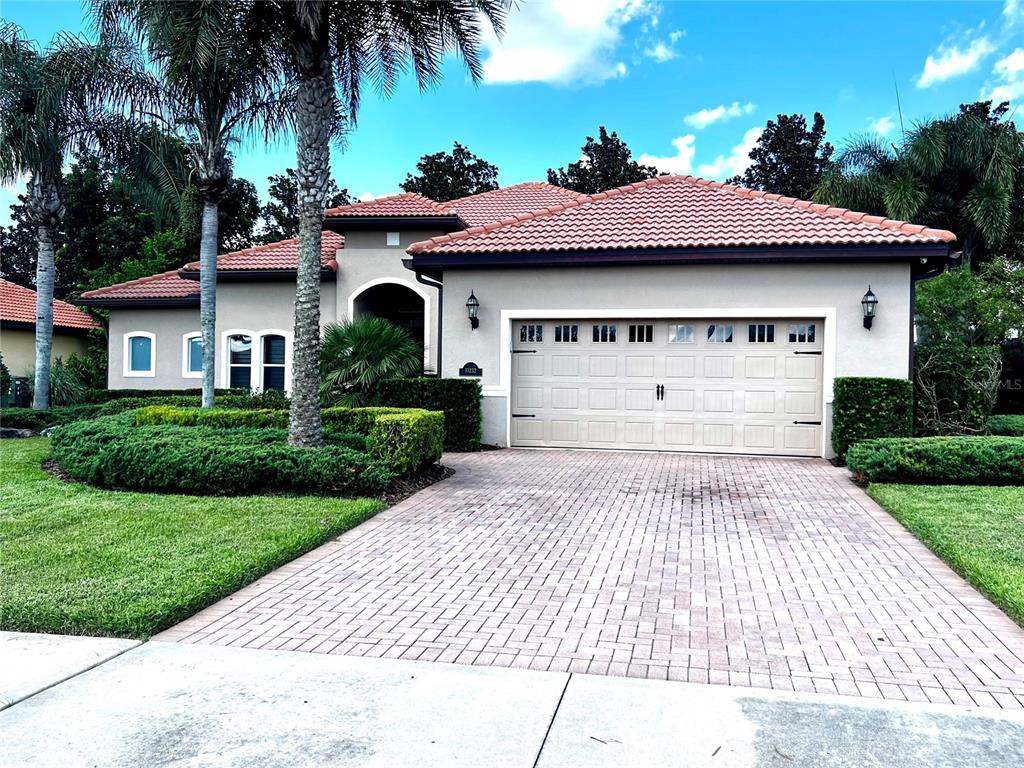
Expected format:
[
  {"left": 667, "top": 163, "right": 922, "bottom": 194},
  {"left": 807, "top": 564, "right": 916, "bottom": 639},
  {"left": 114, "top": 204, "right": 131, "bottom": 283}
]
[{"left": 157, "top": 449, "right": 1024, "bottom": 711}]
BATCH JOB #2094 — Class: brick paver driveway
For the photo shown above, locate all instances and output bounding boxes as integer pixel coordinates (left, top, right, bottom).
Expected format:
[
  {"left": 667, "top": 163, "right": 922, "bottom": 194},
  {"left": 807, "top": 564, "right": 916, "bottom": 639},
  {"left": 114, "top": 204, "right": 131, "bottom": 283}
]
[{"left": 160, "top": 450, "right": 1024, "bottom": 710}]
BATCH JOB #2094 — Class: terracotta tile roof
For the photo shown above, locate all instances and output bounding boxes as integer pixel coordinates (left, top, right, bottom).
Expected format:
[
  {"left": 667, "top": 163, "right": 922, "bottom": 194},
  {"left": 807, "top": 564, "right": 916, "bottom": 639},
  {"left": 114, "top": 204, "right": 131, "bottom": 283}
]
[
  {"left": 324, "top": 193, "right": 451, "bottom": 218},
  {"left": 1, "top": 278, "right": 100, "bottom": 329},
  {"left": 79, "top": 269, "right": 200, "bottom": 302},
  {"left": 181, "top": 231, "right": 343, "bottom": 272},
  {"left": 82, "top": 231, "right": 343, "bottom": 301},
  {"left": 446, "top": 183, "right": 584, "bottom": 227},
  {"left": 408, "top": 175, "right": 958, "bottom": 255}
]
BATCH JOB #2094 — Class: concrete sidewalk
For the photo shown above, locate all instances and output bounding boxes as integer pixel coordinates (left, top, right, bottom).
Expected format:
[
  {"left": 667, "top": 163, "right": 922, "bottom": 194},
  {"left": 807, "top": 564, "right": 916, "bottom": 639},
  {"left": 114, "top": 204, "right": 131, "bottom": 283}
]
[{"left": 2, "top": 637, "right": 1023, "bottom": 767}]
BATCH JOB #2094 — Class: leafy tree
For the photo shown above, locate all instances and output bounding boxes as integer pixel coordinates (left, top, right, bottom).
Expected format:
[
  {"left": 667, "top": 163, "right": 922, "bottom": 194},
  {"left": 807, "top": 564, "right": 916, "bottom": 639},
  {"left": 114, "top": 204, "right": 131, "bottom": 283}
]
[
  {"left": 400, "top": 141, "right": 498, "bottom": 201},
  {"left": 0, "top": 22, "right": 138, "bottom": 408},
  {"left": 727, "top": 112, "right": 833, "bottom": 200},
  {"left": 547, "top": 127, "right": 658, "bottom": 194},
  {"left": 247, "top": 0, "right": 507, "bottom": 447},
  {"left": 816, "top": 101, "right": 1023, "bottom": 268},
  {"left": 83, "top": 229, "right": 188, "bottom": 291},
  {"left": 218, "top": 177, "right": 261, "bottom": 251},
  {"left": 259, "top": 168, "right": 351, "bottom": 243},
  {"left": 96, "top": 0, "right": 289, "bottom": 408},
  {"left": 320, "top": 317, "right": 422, "bottom": 407},
  {"left": 0, "top": 194, "right": 39, "bottom": 289}
]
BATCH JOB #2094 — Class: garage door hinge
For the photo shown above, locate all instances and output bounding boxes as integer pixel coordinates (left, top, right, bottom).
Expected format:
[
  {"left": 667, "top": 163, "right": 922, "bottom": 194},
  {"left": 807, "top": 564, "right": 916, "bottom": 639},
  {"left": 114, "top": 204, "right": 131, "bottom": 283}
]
[
  {"left": 793, "top": 350, "right": 823, "bottom": 355},
  {"left": 511, "top": 350, "right": 537, "bottom": 354},
  {"left": 792, "top": 420, "right": 822, "bottom": 425},
  {"left": 512, "top": 413, "right": 536, "bottom": 418}
]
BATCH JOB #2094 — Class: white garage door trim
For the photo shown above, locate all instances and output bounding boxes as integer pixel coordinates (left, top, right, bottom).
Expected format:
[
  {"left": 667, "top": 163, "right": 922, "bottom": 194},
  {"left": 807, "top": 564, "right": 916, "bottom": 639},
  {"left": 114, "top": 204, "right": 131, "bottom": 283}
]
[{"left": 495, "top": 306, "right": 837, "bottom": 457}]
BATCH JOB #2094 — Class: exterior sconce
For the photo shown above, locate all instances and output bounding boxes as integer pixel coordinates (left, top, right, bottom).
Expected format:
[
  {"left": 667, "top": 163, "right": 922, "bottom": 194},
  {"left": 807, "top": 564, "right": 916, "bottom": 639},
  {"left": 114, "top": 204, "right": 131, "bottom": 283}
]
[
  {"left": 466, "top": 290, "right": 480, "bottom": 330},
  {"left": 861, "top": 286, "right": 878, "bottom": 329}
]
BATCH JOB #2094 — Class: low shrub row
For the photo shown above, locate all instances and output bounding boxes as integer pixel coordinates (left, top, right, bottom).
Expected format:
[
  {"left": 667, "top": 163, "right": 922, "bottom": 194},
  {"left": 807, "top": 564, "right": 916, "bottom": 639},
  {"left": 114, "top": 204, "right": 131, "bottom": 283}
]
[
  {"left": 134, "top": 405, "right": 443, "bottom": 474},
  {"left": 81, "top": 387, "right": 248, "bottom": 403},
  {"left": 989, "top": 414, "right": 1024, "bottom": 436},
  {"left": 1, "top": 394, "right": 257, "bottom": 431},
  {"left": 831, "top": 377, "right": 914, "bottom": 460},
  {"left": 846, "top": 436, "right": 1024, "bottom": 485},
  {"left": 51, "top": 415, "right": 389, "bottom": 496},
  {"left": 377, "top": 378, "right": 481, "bottom": 451}
]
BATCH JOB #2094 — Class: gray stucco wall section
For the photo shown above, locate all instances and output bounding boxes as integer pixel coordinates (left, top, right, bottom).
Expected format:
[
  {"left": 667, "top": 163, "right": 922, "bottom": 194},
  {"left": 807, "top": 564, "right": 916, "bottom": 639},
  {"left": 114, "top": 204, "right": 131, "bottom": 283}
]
[
  {"left": 106, "top": 281, "right": 336, "bottom": 390},
  {"left": 336, "top": 229, "right": 443, "bottom": 372},
  {"left": 438, "top": 261, "right": 913, "bottom": 454}
]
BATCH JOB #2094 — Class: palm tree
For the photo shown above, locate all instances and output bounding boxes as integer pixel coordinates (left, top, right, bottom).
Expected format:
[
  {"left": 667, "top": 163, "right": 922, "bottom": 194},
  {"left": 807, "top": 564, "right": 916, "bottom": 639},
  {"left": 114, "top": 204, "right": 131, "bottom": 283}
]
[
  {"left": 320, "top": 317, "right": 423, "bottom": 407},
  {"left": 0, "top": 24, "right": 139, "bottom": 409},
  {"left": 816, "top": 101, "right": 1024, "bottom": 268},
  {"left": 246, "top": 0, "right": 507, "bottom": 447},
  {"left": 94, "top": 0, "right": 290, "bottom": 407}
]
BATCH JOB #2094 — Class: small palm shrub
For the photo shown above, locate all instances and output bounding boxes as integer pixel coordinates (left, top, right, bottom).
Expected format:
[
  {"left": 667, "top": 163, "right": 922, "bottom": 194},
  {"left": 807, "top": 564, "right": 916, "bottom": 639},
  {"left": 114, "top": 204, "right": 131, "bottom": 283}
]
[{"left": 320, "top": 317, "right": 422, "bottom": 407}]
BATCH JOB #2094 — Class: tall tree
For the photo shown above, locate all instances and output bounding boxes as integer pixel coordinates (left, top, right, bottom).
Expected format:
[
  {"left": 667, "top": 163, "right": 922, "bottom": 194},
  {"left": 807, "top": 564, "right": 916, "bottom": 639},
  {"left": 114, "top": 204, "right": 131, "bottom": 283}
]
[
  {"left": 547, "top": 127, "right": 658, "bottom": 194},
  {"left": 0, "top": 23, "right": 137, "bottom": 408},
  {"left": 249, "top": 0, "right": 507, "bottom": 447},
  {"left": 727, "top": 112, "right": 834, "bottom": 200},
  {"left": 95, "top": 0, "right": 288, "bottom": 408},
  {"left": 258, "top": 168, "right": 351, "bottom": 243},
  {"left": 218, "top": 177, "right": 261, "bottom": 251},
  {"left": 400, "top": 141, "right": 498, "bottom": 201},
  {"left": 816, "top": 101, "right": 1023, "bottom": 268}
]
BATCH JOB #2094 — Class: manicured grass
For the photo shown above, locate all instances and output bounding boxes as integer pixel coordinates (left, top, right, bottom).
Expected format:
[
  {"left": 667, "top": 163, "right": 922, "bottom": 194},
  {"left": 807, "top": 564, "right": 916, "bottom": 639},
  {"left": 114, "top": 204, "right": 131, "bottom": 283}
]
[
  {"left": 0, "top": 438, "right": 384, "bottom": 638},
  {"left": 869, "top": 483, "right": 1024, "bottom": 627}
]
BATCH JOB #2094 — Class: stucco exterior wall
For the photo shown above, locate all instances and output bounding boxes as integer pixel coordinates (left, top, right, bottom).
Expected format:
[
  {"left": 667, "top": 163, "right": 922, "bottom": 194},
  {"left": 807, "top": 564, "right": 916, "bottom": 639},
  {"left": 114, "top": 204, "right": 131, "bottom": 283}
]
[
  {"left": 106, "top": 281, "right": 336, "bottom": 390},
  {"left": 335, "top": 229, "right": 443, "bottom": 372},
  {"left": 436, "top": 261, "right": 913, "bottom": 453},
  {"left": 1, "top": 328, "right": 91, "bottom": 378}
]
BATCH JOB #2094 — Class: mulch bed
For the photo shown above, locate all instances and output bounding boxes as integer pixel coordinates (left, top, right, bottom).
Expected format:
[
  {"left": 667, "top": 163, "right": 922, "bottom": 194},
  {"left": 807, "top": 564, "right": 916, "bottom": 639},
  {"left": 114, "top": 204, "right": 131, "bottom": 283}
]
[
  {"left": 42, "top": 458, "right": 75, "bottom": 484},
  {"left": 381, "top": 464, "right": 455, "bottom": 505}
]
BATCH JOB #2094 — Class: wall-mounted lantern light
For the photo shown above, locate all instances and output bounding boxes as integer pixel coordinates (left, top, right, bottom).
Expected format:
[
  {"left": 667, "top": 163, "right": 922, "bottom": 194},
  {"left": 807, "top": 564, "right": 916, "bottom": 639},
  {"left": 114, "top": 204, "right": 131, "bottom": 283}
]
[
  {"left": 466, "top": 290, "right": 480, "bottom": 330},
  {"left": 861, "top": 286, "right": 878, "bottom": 329}
]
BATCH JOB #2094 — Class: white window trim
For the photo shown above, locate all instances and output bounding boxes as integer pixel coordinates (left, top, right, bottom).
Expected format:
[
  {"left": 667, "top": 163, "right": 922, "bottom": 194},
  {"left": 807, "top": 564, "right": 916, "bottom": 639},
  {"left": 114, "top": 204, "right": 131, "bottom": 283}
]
[
  {"left": 123, "top": 331, "right": 156, "bottom": 378},
  {"left": 495, "top": 307, "right": 837, "bottom": 458},
  {"left": 346, "top": 277, "right": 431, "bottom": 368},
  {"left": 182, "top": 332, "right": 203, "bottom": 378},
  {"left": 219, "top": 328, "right": 294, "bottom": 392}
]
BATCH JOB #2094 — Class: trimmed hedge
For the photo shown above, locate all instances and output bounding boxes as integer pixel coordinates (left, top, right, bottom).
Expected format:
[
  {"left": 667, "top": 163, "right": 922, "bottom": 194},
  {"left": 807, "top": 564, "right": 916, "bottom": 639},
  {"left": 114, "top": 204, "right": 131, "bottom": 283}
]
[
  {"left": 1, "top": 395, "right": 254, "bottom": 430},
  {"left": 368, "top": 411, "right": 445, "bottom": 474},
  {"left": 847, "top": 437, "right": 1024, "bottom": 485},
  {"left": 81, "top": 387, "right": 247, "bottom": 403},
  {"left": 989, "top": 415, "right": 1024, "bottom": 436},
  {"left": 831, "top": 377, "right": 913, "bottom": 460},
  {"left": 51, "top": 415, "right": 390, "bottom": 496},
  {"left": 378, "top": 378, "right": 481, "bottom": 451},
  {"left": 133, "top": 404, "right": 443, "bottom": 474}
]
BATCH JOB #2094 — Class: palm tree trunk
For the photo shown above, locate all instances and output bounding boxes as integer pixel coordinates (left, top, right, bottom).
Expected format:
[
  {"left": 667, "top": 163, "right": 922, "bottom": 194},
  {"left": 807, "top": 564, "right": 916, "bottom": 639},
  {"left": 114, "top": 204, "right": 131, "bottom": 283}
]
[
  {"left": 32, "top": 222, "right": 55, "bottom": 410},
  {"left": 288, "top": 38, "right": 333, "bottom": 447},
  {"left": 199, "top": 200, "right": 218, "bottom": 408}
]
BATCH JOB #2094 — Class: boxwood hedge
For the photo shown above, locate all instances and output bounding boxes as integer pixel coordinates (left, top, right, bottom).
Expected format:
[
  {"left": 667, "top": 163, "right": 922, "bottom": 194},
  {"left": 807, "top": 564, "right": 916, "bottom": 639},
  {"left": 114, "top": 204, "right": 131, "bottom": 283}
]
[
  {"left": 989, "top": 415, "right": 1024, "bottom": 436},
  {"left": 831, "top": 377, "right": 914, "bottom": 461},
  {"left": 846, "top": 436, "right": 1024, "bottom": 485},
  {"left": 378, "top": 378, "right": 481, "bottom": 451},
  {"left": 51, "top": 415, "right": 388, "bottom": 496},
  {"left": 1, "top": 394, "right": 253, "bottom": 431}
]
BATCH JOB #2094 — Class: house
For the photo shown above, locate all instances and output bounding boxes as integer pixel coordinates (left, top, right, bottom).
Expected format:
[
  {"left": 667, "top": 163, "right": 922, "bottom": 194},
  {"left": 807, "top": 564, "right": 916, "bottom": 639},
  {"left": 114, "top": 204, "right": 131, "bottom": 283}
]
[
  {"left": 1, "top": 278, "right": 100, "bottom": 401},
  {"left": 80, "top": 175, "right": 956, "bottom": 458}
]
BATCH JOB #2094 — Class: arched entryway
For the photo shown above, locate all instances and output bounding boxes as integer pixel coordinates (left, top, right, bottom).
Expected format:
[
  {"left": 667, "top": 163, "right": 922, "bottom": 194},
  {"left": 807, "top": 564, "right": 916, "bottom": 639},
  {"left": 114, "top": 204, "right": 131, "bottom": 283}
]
[{"left": 348, "top": 279, "right": 429, "bottom": 365}]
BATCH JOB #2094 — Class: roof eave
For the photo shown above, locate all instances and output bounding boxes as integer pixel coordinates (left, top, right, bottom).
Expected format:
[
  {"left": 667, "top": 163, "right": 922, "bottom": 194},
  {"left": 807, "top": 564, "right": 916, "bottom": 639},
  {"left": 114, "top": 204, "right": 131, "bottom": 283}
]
[
  {"left": 409, "top": 243, "right": 953, "bottom": 270},
  {"left": 177, "top": 268, "right": 337, "bottom": 282},
  {"left": 77, "top": 296, "right": 200, "bottom": 309},
  {"left": 324, "top": 215, "right": 465, "bottom": 232}
]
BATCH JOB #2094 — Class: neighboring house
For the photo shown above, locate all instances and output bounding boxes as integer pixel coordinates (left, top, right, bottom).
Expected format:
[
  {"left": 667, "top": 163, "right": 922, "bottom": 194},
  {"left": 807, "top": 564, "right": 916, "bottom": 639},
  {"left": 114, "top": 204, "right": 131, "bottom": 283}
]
[
  {"left": 1, "top": 278, "right": 100, "bottom": 400},
  {"left": 81, "top": 176, "right": 956, "bottom": 458}
]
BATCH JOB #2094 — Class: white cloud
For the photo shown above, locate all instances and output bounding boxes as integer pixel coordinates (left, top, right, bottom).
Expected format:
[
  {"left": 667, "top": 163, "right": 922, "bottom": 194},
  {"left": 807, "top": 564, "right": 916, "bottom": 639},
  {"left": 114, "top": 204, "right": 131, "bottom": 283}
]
[
  {"left": 916, "top": 35, "right": 995, "bottom": 88},
  {"left": 643, "top": 42, "right": 677, "bottom": 63},
  {"left": 1005, "top": 0, "right": 1021, "bottom": 22},
  {"left": 357, "top": 191, "right": 395, "bottom": 202},
  {"left": 697, "top": 127, "right": 762, "bottom": 180},
  {"left": 669, "top": 29, "right": 684, "bottom": 44},
  {"left": 987, "top": 48, "right": 1024, "bottom": 102},
  {"left": 638, "top": 134, "right": 697, "bottom": 175},
  {"left": 869, "top": 115, "right": 896, "bottom": 136},
  {"left": 683, "top": 101, "right": 756, "bottom": 130},
  {"left": 481, "top": 0, "right": 655, "bottom": 85}
]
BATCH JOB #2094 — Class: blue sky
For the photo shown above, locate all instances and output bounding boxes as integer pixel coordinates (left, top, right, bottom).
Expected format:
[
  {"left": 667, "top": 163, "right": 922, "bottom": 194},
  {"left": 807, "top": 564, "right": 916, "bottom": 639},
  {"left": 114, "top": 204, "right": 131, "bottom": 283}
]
[{"left": 2, "top": 0, "right": 1022, "bottom": 227}]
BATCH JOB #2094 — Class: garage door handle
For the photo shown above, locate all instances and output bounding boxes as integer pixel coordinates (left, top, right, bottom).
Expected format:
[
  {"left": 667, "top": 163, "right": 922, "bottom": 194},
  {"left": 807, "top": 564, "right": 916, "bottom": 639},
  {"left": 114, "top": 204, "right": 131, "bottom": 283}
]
[
  {"left": 512, "top": 350, "right": 537, "bottom": 354},
  {"left": 792, "top": 420, "right": 821, "bottom": 425},
  {"left": 793, "top": 351, "right": 822, "bottom": 355},
  {"left": 512, "top": 413, "right": 536, "bottom": 418}
]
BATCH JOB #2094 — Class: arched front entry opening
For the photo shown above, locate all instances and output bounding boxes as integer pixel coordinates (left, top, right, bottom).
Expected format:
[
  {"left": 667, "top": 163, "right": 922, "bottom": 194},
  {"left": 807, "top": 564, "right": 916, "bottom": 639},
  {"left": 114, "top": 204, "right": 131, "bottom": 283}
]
[{"left": 348, "top": 279, "right": 429, "bottom": 365}]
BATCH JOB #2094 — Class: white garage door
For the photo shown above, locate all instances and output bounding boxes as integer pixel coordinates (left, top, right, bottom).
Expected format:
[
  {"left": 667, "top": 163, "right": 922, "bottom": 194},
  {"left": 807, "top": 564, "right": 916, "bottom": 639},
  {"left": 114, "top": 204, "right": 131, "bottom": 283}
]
[{"left": 510, "top": 318, "right": 824, "bottom": 456}]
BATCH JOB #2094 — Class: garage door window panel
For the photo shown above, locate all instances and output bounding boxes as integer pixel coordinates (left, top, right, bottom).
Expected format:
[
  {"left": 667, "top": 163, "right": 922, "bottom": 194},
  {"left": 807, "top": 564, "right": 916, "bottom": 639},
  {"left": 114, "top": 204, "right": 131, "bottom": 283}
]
[
  {"left": 520, "top": 324, "right": 543, "bottom": 343},
  {"left": 554, "top": 324, "right": 578, "bottom": 343},
  {"left": 669, "top": 324, "right": 694, "bottom": 343},
  {"left": 592, "top": 324, "right": 617, "bottom": 343},
  {"left": 629, "top": 324, "right": 653, "bottom": 343},
  {"left": 788, "top": 323, "right": 816, "bottom": 343},
  {"left": 748, "top": 323, "right": 775, "bottom": 343},
  {"left": 707, "top": 324, "right": 734, "bottom": 343}
]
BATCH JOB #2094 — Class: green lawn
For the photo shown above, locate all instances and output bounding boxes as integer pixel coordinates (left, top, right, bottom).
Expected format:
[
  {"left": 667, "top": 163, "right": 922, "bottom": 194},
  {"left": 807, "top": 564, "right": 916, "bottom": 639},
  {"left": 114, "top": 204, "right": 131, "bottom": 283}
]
[
  {"left": 0, "top": 438, "right": 384, "bottom": 638},
  {"left": 869, "top": 483, "right": 1024, "bottom": 627}
]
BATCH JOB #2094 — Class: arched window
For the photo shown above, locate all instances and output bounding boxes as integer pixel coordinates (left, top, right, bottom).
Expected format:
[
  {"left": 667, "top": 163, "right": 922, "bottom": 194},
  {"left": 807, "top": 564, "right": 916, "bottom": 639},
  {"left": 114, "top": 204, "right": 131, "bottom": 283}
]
[
  {"left": 227, "top": 334, "right": 253, "bottom": 389},
  {"left": 182, "top": 333, "right": 202, "bottom": 377},
  {"left": 123, "top": 332, "right": 155, "bottom": 377},
  {"left": 261, "top": 334, "right": 286, "bottom": 391}
]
